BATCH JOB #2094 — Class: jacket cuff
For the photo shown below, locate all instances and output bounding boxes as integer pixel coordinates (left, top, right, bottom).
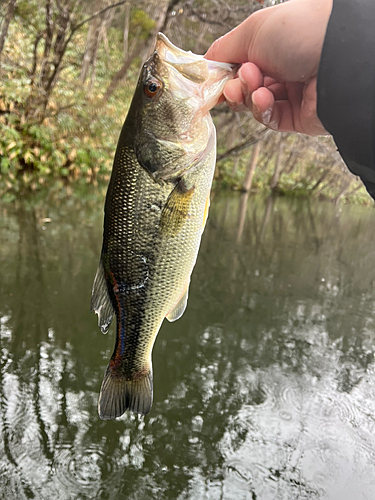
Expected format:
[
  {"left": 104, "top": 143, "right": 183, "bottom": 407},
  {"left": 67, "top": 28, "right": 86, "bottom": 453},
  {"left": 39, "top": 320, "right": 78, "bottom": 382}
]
[{"left": 317, "top": 0, "right": 375, "bottom": 197}]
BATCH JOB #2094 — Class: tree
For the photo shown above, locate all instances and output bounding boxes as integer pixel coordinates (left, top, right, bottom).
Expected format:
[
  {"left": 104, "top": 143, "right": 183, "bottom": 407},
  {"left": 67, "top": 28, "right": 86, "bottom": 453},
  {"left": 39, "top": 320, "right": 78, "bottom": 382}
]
[
  {"left": 242, "top": 141, "right": 261, "bottom": 193},
  {"left": 101, "top": 1, "right": 171, "bottom": 103},
  {"left": 79, "top": 0, "right": 115, "bottom": 92},
  {"left": 0, "top": 0, "right": 18, "bottom": 60}
]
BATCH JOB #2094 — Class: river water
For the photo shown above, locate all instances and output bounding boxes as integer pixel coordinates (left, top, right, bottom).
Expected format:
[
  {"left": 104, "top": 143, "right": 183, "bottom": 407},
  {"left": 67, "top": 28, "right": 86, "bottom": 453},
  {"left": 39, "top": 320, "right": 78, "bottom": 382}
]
[{"left": 1, "top": 191, "right": 375, "bottom": 500}]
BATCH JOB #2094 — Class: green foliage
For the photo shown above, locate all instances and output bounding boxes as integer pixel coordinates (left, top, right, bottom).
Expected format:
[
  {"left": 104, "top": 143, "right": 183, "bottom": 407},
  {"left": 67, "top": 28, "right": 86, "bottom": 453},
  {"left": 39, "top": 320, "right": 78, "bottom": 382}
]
[
  {"left": 213, "top": 132, "right": 371, "bottom": 206},
  {"left": 0, "top": 0, "right": 371, "bottom": 206},
  {"left": 130, "top": 9, "right": 156, "bottom": 41},
  {"left": 0, "top": 0, "right": 142, "bottom": 194}
]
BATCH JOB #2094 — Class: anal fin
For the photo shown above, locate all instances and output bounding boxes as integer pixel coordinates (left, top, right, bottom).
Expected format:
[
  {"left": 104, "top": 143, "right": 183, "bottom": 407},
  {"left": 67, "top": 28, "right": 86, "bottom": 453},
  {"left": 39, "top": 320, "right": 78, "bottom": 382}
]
[
  {"left": 91, "top": 260, "right": 114, "bottom": 334},
  {"left": 166, "top": 285, "right": 189, "bottom": 322}
]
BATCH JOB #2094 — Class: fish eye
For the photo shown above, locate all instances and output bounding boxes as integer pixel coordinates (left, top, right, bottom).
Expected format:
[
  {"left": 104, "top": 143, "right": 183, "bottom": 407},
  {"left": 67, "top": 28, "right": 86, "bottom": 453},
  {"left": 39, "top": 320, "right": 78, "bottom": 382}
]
[{"left": 144, "top": 79, "right": 161, "bottom": 98}]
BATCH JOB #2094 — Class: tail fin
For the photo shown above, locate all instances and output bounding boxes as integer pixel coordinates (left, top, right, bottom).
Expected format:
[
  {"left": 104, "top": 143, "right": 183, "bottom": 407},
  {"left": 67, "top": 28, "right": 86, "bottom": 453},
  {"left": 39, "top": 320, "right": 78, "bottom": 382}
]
[{"left": 98, "top": 365, "right": 153, "bottom": 420}]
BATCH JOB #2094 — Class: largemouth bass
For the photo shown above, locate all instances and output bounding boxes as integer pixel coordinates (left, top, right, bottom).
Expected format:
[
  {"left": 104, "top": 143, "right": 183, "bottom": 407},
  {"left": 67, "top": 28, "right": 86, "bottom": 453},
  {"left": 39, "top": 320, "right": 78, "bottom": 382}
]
[{"left": 91, "top": 33, "right": 236, "bottom": 420}]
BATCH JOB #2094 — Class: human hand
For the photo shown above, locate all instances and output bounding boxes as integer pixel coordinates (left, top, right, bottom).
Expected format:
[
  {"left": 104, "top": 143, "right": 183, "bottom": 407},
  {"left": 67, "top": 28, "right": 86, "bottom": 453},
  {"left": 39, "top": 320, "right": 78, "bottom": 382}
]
[{"left": 205, "top": 0, "right": 333, "bottom": 136}]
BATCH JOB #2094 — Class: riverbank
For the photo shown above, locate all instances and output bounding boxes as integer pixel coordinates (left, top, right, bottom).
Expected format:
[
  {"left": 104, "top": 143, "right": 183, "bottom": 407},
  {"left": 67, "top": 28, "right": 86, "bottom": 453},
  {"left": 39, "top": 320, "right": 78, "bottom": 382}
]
[
  {"left": 0, "top": 167, "right": 372, "bottom": 208},
  {"left": 0, "top": 2, "right": 371, "bottom": 207}
]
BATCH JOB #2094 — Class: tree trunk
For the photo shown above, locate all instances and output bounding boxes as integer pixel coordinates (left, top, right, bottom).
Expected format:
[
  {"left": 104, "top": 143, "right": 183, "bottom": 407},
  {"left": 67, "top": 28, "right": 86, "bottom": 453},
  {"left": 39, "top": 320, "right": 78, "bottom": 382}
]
[
  {"left": 231, "top": 157, "right": 240, "bottom": 176},
  {"left": 39, "top": 0, "right": 53, "bottom": 88},
  {"left": 270, "top": 134, "right": 284, "bottom": 190},
  {"left": 37, "top": 1, "right": 73, "bottom": 118},
  {"left": 88, "top": 6, "right": 115, "bottom": 93},
  {"left": 101, "top": 1, "right": 170, "bottom": 103},
  {"left": 79, "top": 0, "right": 103, "bottom": 83},
  {"left": 280, "top": 149, "right": 297, "bottom": 176},
  {"left": 334, "top": 179, "right": 352, "bottom": 204},
  {"left": 0, "top": 0, "right": 18, "bottom": 60},
  {"left": 225, "top": 116, "right": 240, "bottom": 176},
  {"left": 241, "top": 141, "right": 261, "bottom": 192},
  {"left": 123, "top": 2, "right": 130, "bottom": 59},
  {"left": 311, "top": 168, "right": 331, "bottom": 193}
]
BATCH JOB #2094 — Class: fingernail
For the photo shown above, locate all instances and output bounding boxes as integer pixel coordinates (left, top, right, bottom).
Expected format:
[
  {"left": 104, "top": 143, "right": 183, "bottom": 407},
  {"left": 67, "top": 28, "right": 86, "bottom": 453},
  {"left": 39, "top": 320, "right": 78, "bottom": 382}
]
[
  {"left": 238, "top": 67, "right": 246, "bottom": 85},
  {"left": 261, "top": 108, "right": 272, "bottom": 125},
  {"left": 223, "top": 91, "right": 235, "bottom": 106},
  {"left": 224, "top": 98, "right": 247, "bottom": 112},
  {"left": 224, "top": 97, "right": 237, "bottom": 110},
  {"left": 238, "top": 68, "right": 249, "bottom": 97},
  {"left": 223, "top": 90, "right": 240, "bottom": 109}
]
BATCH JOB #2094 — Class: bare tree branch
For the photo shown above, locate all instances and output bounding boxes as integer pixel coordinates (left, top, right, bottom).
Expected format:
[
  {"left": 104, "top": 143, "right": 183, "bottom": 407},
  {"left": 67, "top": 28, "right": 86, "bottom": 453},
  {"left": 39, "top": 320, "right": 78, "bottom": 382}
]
[
  {"left": 101, "top": 1, "right": 170, "bottom": 103},
  {"left": 217, "top": 128, "right": 273, "bottom": 162},
  {"left": 70, "top": 0, "right": 127, "bottom": 35}
]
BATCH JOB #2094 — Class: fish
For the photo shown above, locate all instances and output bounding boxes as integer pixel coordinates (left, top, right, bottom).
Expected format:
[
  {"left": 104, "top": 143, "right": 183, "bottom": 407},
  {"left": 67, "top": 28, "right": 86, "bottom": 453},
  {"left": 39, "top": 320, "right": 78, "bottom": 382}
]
[{"left": 91, "top": 33, "right": 237, "bottom": 420}]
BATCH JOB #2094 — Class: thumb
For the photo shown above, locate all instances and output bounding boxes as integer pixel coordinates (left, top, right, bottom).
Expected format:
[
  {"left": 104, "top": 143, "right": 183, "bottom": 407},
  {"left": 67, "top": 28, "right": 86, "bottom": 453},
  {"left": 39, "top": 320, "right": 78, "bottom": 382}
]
[{"left": 204, "top": 16, "right": 256, "bottom": 63}]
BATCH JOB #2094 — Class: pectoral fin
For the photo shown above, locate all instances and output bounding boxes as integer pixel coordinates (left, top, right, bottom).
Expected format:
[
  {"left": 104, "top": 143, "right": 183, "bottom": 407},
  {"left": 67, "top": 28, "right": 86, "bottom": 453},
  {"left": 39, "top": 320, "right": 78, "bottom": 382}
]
[
  {"left": 91, "top": 260, "right": 114, "bottom": 334},
  {"left": 166, "top": 285, "right": 189, "bottom": 322},
  {"left": 160, "top": 179, "right": 195, "bottom": 236}
]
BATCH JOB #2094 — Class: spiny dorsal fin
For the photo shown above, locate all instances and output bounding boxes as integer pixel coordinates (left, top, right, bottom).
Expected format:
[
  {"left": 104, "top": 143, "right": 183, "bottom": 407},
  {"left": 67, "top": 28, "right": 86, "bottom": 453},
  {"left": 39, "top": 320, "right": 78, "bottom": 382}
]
[
  {"left": 91, "top": 260, "right": 114, "bottom": 334},
  {"left": 166, "top": 285, "right": 189, "bottom": 322},
  {"left": 160, "top": 179, "right": 195, "bottom": 236}
]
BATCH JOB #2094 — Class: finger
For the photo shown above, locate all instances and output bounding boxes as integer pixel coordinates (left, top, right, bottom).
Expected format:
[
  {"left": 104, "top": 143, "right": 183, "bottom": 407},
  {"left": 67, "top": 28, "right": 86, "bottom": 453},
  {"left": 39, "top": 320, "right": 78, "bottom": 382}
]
[
  {"left": 252, "top": 83, "right": 327, "bottom": 134},
  {"left": 238, "top": 63, "right": 264, "bottom": 93},
  {"left": 252, "top": 88, "right": 296, "bottom": 132},
  {"left": 267, "top": 83, "right": 288, "bottom": 101},
  {"left": 251, "top": 87, "right": 277, "bottom": 127},
  {"left": 223, "top": 79, "right": 248, "bottom": 111},
  {"left": 238, "top": 63, "right": 263, "bottom": 107},
  {"left": 264, "top": 76, "right": 277, "bottom": 87},
  {"left": 268, "top": 101, "right": 297, "bottom": 131},
  {"left": 224, "top": 79, "right": 244, "bottom": 104},
  {"left": 224, "top": 78, "right": 289, "bottom": 117},
  {"left": 284, "top": 82, "right": 304, "bottom": 130},
  {"left": 234, "top": 63, "right": 288, "bottom": 107}
]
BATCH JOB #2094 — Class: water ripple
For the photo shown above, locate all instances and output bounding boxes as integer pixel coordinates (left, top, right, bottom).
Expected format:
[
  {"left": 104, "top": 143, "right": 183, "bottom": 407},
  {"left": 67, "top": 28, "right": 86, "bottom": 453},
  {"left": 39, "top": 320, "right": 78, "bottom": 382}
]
[
  {"left": 53, "top": 442, "right": 120, "bottom": 496},
  {"left": 225, "top": 459, "right": 253, "bottom": 485}
]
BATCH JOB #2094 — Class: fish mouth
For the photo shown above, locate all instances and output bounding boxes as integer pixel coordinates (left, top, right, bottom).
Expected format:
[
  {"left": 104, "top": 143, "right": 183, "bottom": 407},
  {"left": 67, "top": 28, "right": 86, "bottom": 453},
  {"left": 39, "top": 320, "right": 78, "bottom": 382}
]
[
  {"left": 136, "top": 34, "right": 238, "bottom": 184},
  {"left": 155, "top": 33, "right": 238, "bottom": 111},
  {"left": 156, "top": 33, "right": 235, "bottom": 73}
]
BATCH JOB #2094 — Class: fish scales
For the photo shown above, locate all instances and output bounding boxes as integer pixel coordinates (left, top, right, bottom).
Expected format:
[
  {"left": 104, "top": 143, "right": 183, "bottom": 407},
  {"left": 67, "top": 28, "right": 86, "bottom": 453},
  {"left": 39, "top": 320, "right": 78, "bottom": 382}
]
[{"left": 91, "top": 33, "right": 237, "bottom": 419}]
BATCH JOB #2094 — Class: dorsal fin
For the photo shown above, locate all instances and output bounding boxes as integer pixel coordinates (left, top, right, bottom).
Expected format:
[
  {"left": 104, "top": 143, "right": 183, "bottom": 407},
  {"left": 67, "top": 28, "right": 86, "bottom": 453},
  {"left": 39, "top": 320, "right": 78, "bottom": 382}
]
[{"left": 91, "top": 260, "right": 114, "bottom": 334}]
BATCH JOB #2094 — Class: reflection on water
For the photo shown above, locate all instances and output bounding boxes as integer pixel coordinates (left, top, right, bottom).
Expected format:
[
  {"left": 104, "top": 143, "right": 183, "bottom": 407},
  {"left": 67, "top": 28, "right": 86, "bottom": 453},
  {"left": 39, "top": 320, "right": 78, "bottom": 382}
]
[{"left": 1, "top": 192, "right": 375, "bottom": 499}]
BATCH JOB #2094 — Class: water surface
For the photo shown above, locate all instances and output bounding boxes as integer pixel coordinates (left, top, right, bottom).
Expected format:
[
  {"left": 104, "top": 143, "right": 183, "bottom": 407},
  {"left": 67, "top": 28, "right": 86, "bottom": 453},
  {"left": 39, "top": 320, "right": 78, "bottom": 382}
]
[{"left": 1, "top": 192, "right": 375, "bottom": 500}]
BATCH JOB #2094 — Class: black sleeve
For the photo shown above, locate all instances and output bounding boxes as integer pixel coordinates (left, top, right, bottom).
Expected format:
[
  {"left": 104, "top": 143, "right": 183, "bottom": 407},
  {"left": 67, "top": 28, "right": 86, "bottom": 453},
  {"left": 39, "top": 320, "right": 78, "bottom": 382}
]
[{"left": 317, "top": 0, "right": 375, "bottom": 200}]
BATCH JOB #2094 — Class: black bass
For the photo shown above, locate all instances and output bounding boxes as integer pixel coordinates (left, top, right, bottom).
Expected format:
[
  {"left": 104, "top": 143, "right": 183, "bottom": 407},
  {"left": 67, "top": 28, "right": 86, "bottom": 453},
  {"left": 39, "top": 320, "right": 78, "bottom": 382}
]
[{"left": 91, "top": 33, "right": 236, "bottom": 420}]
